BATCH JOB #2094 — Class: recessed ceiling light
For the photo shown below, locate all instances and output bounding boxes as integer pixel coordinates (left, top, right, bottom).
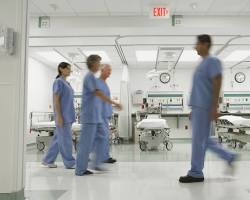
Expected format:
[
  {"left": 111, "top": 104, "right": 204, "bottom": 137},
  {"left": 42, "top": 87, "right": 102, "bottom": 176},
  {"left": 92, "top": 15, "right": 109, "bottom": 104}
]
[
  {"left": 83, "top": 51, "right": 111, "bottom": 62},
  {"left": 136, "top": 50, "right": 157, "bottom": 62},
  {"left": 179, "top": 50, "right": 200, "bottom": 62},
  {"left": 224, "top": 50, "right": 250, "bottom": 62},
  {"left": 36, "top": 51, "right": 68, "bottom": 63}
]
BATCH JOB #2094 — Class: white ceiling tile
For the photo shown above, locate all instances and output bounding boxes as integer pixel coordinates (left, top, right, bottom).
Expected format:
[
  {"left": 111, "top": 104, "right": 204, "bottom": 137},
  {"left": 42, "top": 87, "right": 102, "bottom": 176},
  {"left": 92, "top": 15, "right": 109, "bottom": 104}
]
[
  {"left": 208, "top": 0, "right": 250, "bottom": 13},
  {"left": 106, "top": 0, "right": 141, "bottom": 13},
  {"left": 67, "top": 0, "right": 108, "bottom": 13},
  {"left": 31, "top": 0, "right": 76, "bottom": 16},
  {"left": 29, "top": 0, "right": 45, "bottom": 16},
  {"left": 175, "top": 0, "right": 214, "bottom": 13}
]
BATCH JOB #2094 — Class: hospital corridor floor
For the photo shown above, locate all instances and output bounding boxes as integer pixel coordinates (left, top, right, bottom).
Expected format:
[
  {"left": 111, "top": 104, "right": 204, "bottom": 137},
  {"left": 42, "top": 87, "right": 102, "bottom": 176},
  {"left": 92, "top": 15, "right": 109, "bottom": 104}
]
[{"left": 25, "top": 141, "right": 250, "bottom": 200}]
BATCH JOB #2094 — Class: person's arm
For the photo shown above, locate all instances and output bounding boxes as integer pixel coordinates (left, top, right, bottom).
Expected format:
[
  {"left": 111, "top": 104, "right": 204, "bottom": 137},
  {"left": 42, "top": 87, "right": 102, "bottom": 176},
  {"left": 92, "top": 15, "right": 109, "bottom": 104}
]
[
  {"left": 54, "top": 94, "right": 64, "bottom": 127},
  {"left": 211, "top": 74, "right": 222, "bottom": 120},
  {"left": 95, "top": 90, "right": 122, "bottom": 110}
]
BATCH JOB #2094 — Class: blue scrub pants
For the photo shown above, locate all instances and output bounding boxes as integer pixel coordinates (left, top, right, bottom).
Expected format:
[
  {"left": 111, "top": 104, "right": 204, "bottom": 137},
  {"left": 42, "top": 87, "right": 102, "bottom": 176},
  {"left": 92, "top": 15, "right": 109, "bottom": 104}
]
[
  {"left": 103, "top": 118, "right": 111, "bottom": 160},
  {"left": 75, "top": 123, "right": 106, "bottom": 175},
  {"left": 43, "top": 123, "right": 75, "bottom": 168},
  {"left": 188, "top": 107, "right": 235, "bottom": 178}
]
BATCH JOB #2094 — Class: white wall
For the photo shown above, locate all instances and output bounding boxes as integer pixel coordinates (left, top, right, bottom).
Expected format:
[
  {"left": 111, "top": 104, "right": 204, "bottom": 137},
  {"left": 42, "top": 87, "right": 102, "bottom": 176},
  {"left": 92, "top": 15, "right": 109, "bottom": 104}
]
[
  {"left": 223, "top": 68, "right": 250, "bottom": 91},
  {"left": 27, "top": 58, "right": 55, "bottom": 116},
  {"left": 129, "top": 68, "right": 194, "bottom": 112},
  {"left": 0, "top": 0, "right": 27, "bottom": 195}
]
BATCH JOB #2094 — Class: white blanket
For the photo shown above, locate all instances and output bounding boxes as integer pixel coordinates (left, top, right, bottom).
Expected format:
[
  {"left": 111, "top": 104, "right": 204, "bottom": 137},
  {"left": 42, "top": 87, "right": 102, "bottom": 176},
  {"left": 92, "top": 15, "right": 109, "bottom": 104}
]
[
  {"left": 137, "top": 118, "right": 169, "bottom": 129},
  {"left": 218, "top": 115, "right": 250, "bottom": 127},
  {"left": 31, "top": 121, "right": 81, "bottom": 131}
]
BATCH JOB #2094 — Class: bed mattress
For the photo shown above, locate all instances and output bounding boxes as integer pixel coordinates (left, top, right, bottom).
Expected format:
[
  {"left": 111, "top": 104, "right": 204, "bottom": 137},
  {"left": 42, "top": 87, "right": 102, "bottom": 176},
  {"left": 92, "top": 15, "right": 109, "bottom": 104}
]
[
  {"left": 218, "top": 115, "right": 250, "bottom": 128},
  {"left": 31, "top": 121, "right": 81, "bottom": 131},
  {"left": 137, "top": 118, "right": 169, "bottom": 129}
]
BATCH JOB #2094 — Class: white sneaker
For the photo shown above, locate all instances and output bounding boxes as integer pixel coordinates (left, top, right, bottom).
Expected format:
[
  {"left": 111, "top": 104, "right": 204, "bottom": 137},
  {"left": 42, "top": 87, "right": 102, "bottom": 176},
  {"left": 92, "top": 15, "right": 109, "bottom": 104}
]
[{"left": 42, "top": 162, "right": 57, "bottom": 168}]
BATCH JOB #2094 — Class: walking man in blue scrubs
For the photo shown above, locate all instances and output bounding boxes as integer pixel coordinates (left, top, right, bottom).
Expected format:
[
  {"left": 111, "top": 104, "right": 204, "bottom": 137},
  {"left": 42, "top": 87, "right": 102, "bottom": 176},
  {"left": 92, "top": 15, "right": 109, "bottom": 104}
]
[
  {"left": 179, "top": 34, "right": 237, "bottom": 183},
  {"left": 97, "top": 64, "right": 117, "bottom": 164},
  {"left": 75, "top": 55, "right": 122, "bottom": 176}
]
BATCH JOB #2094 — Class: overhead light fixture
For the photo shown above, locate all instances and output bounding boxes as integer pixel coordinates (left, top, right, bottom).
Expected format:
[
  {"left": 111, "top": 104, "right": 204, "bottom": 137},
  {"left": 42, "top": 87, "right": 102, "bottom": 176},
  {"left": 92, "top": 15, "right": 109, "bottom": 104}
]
[
  {"left": 224, "top": 50, "right": 250, "bottom": 62},
  {"left": 179, "top": 50, "right": 200, "bottom": 62},
  {"left": 165, "top": 52, "right": 176, "bottom": 58},
  {"left": 136, "top": 50, "right": 157, "bottom": 62},
  {"left": 83, "top": 51, "right": 111, "bottom": 62},
  {"left": 36, "top": 51, "right": 68, "bottom": 63}
]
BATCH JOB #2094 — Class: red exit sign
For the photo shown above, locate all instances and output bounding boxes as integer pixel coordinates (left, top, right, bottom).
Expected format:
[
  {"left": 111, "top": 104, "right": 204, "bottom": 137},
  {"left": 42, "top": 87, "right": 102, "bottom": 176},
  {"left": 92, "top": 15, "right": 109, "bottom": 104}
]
[{"left": 151, "top": 7, "right": 170, "bottom": 18}]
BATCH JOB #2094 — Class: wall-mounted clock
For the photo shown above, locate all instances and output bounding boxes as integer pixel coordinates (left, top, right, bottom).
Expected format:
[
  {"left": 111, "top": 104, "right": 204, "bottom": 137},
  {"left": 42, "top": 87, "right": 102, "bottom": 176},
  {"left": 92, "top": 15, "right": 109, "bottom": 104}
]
[
  {"left": 235, "top": 72, "right": 246, "bottom": 83},
  {"left": 159, "top": 72, "right": 171, "bottom": 84}
]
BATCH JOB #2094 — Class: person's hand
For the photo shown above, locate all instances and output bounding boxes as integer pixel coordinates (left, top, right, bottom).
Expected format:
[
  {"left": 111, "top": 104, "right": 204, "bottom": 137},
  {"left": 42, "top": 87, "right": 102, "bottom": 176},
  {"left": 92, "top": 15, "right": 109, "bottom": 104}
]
[
  {"left": 57, "top": 115, "right": 64, "bottom": 127},
  {"left": 210, "top": 106, "right": 220, "bottom": 121},
  {"left": 114, "top": 103, "right": 123, "bottom": 110},
  {"left": 189, "top": 112, "right": 192, "bottom": 120}
]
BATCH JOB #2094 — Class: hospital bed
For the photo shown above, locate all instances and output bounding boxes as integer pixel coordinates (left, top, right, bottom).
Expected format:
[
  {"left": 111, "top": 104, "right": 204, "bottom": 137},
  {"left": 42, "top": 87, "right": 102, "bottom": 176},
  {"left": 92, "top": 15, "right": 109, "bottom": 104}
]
[
  {"left": 136, "top": 106, "right": 173, "bottom": 151},
  {"left": 29, "top": 112, "right": 81, "bottom": 151},
  {"left": 30, "top": 112, "right": 120, "bottom": 151},
  {"left": 109, "top": 113, "right": 122, "bottom": 144},
  {"left": 216, "top": 115, "right": 250, "bottom": 149}
]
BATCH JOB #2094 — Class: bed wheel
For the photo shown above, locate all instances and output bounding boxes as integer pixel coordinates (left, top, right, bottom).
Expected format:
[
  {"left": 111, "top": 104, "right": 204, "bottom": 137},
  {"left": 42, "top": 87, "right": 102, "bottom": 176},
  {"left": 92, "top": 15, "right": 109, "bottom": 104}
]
[
  {"left": 218, "top": 136, "right": 223, "bottom": 144},
  {"left": 166, "top": 141, "right": 173, "bottom": 151},
  {"left": 238, "top": 143, "right": 244, "bottom": 149},
  {"left": 231, "top": 141, "right": 237, "bottom": 149},
  {"left": 37, "top": 142, "right": 45, "bottom": 151},
  {"left": 139, "top": 141, "right": 147, "bottom": 151}
]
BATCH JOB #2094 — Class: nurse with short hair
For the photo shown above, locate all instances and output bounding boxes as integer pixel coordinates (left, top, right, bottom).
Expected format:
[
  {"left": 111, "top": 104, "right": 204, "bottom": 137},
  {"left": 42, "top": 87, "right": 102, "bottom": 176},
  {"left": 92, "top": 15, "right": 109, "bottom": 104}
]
[
  {"left": 42, "top": 62, "right": 76, "bottom": 169},
  {"left": 97, "top": 64, "right": 116, "bottom": 164},
  {"left": 75, "top": 55, "right": 121, "bottom": 176}
]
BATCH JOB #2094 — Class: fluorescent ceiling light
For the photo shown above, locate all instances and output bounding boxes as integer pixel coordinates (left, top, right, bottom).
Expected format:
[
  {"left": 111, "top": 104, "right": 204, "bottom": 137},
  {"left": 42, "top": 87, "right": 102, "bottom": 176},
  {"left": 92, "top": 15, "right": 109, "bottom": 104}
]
[
  {"left": 179, "top": 50, "right": 200, "bottom": 62},
  {"left": 224, "top": 50, "right": 250, "bottom": 62},
  {"left": 36, "top": 51, "right": 68, "bottom": 63},
  {"left": 83, "top": 51, "right": 111, "bottom": 62},
  {"left": 136, "top": 50, "right": 157, "bottom": 62}
]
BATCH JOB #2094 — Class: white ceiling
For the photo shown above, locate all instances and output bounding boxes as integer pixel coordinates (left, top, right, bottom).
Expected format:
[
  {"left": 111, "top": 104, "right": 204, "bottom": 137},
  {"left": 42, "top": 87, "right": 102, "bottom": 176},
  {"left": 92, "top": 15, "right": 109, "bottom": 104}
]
[
  {"left": 29, "top": 46, "right": 124, "bottom": 70},
  {"left": 29, "top": 43, "right": 250, "bottom": 71},
  {"left": 29, "top": 0, "right": 250, "bottom": 17}
]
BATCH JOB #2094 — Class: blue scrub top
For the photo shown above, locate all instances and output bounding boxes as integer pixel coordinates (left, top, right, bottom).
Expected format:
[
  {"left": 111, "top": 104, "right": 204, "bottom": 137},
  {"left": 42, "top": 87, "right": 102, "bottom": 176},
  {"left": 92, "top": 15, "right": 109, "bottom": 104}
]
[
  {"left": 81, "top": 72, "right": 102, "bottom": 124},
  {"left": 189, "top": 56, "right": 222, "bottom": 110},
  {"left": 53, "top": 77, "right": 76, "bottom": 124},
  {"left": 97, "top": 79, "right": 113, "bottom": 119}
]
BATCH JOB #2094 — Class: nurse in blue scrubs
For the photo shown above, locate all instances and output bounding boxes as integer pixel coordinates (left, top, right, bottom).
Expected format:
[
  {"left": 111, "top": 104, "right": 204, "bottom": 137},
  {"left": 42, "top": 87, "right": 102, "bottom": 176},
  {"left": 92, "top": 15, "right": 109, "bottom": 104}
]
[
  {"left": 179, "top": 34, "right": 237, "bottom": 183},
  {"left": 42, "top": 62, "right": 76, "bottom": 169},
  {"left": 97, "top": 64, "right": 116, "bottom": 164},
  {"left": 75, "top": 55, "right": 122, "bottom": 176}
]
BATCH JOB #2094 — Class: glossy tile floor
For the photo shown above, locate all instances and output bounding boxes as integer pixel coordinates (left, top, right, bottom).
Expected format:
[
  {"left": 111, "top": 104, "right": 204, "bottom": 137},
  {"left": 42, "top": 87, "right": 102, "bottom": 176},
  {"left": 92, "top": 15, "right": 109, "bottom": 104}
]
[{"left": 25, "top": 141, "right": 250, "bottom": 200}]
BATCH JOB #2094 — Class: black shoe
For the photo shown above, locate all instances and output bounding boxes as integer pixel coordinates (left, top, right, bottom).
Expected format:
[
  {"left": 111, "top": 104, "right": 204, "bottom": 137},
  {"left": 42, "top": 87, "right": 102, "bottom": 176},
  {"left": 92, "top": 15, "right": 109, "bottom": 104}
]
[
  {"left": 84, "top": 170, "right": 94, "bottom": 175},
  {"left": 76, "top": 170, "right": 94, "bottom": 176},
  {"left": 179, "top": 175, "right": 204, "bottom": 183},
  {"left": 104, "top": 157, "right": 117, "bottom": 164}
]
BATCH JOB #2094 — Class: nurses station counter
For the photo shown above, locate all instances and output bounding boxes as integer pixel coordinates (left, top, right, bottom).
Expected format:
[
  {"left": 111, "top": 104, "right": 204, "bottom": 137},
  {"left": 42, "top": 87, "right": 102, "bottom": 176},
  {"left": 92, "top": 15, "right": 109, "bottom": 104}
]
[{"left": 131, "top": 112, "right": 250, "bottom": 143}]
